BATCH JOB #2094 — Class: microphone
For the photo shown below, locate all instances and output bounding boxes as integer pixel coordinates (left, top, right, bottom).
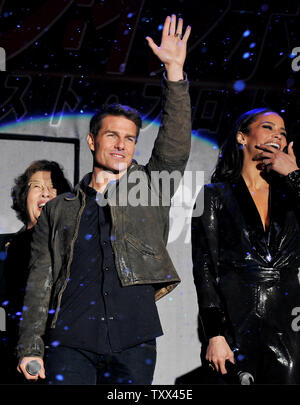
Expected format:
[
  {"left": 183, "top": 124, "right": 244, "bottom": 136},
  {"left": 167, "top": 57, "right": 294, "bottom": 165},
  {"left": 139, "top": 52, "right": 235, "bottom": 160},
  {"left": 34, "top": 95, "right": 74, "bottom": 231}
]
[
  {"left": 25, "top": 360, "right": 42, "bottom": 376},
  {"left": 238, "top": 371, "right": 254, "bottom": 385}
]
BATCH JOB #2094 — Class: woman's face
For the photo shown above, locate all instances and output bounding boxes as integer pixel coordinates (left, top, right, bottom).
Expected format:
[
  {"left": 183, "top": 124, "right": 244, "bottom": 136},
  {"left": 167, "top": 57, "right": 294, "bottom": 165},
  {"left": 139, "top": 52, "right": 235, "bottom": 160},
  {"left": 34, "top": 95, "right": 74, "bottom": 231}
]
[
  {"left": 26, "top": 171, "right": 57, "bottom": 229},
  {"left": 238, "top": 112, "right": 287, "bottom": 157}
]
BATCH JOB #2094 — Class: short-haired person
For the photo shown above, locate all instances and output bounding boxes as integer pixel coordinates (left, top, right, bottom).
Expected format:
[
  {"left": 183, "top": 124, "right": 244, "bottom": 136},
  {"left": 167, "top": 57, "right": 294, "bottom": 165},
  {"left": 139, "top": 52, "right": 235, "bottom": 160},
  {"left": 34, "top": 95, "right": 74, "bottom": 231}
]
[
  {"left": 17, "top": 15, "right": 191, "bottom": 384},
  {"left": 192, "top": 108, "right": 300, "bottom": 383},
  {"left": 0, "top": 160, "right": 71, "bottom": 383}
]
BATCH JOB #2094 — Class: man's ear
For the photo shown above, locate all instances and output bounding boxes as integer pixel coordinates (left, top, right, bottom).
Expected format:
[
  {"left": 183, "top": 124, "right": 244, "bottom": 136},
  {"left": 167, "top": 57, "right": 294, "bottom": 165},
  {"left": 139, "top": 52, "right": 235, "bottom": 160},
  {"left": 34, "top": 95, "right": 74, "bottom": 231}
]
[
  {"left": 87, "top": 133, "right": 95, "bottom": 152},
  {"left": 236, "top": 131, "right": 246, "bottom": 145}
]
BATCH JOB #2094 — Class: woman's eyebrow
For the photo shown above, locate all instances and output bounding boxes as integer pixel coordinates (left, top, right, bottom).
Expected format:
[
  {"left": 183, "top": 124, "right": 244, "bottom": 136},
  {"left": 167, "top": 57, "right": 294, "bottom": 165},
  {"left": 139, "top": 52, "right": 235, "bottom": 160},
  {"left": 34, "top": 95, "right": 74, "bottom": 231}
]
[{"left": 261, "top": 121, "right": 286, "bottom": 131}]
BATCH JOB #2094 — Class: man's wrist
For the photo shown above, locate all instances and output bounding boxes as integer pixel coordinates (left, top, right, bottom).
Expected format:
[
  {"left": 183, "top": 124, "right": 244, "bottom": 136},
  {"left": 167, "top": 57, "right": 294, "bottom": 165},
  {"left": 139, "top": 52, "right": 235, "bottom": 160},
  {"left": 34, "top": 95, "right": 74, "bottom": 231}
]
[{"left": 165, "top": 63, "right": 184, "bottom": 81}]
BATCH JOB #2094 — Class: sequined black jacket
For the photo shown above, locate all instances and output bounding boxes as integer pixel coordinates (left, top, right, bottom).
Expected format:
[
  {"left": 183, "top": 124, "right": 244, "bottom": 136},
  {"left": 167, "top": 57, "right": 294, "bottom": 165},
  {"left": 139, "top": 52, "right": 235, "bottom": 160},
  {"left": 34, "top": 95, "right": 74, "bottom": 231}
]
[{"left": 192, "top": 170, "right": 300, "bottom": 346}]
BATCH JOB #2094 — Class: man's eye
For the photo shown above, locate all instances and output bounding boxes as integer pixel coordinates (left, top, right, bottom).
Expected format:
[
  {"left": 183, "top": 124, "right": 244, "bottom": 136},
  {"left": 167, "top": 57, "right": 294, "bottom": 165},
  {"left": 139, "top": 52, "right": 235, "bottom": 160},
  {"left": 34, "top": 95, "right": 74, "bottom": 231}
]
[
  {"left": 281, "top": 132, "right": 287, "bottom": 137},
  {"left": 262, "top": 125, "right": 272, "bottom": 130}
]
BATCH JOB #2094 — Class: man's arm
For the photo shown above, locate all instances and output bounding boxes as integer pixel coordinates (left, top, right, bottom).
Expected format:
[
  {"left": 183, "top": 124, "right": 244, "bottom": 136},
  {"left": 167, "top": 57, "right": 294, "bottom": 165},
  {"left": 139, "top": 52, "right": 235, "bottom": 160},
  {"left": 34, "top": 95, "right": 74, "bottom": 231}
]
[
  {"left": 17, "top": 206, "right": 53, "bottom": 380},
  {"left": 145, "top": 15, "right": 192, "bottom": 185}
]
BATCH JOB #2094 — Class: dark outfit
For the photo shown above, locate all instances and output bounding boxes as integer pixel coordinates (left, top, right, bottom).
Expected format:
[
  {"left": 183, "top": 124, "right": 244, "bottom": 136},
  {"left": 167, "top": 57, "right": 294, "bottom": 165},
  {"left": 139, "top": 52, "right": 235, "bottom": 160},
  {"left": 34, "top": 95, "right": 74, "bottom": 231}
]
[
  {"left": 0, "top": 228, "right": 33, "bottom": 383},
  {"left": 44, "top": 175, "right": 161, "bottom": 384},
  {"left": 17, "top": 77, "right": 191, "bottom": 384},
  {"left": 192, "top": 171, "right": 300, "bottom": 384}
]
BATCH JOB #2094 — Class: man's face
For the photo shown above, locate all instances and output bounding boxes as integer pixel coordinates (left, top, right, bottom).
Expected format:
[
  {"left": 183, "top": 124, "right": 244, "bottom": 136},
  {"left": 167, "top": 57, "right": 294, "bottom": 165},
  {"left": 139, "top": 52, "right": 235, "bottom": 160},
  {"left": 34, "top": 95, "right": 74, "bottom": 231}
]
[{"left": 87, "top": 115, "right": 137, "bottom": 174}]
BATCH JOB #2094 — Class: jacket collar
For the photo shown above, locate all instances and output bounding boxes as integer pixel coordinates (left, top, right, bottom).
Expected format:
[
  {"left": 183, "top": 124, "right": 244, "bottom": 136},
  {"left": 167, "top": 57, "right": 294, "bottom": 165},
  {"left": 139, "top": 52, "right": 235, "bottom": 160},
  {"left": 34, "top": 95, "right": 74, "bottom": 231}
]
[{"left": 65, "top": 162, "right": 139, "bottom": 201}]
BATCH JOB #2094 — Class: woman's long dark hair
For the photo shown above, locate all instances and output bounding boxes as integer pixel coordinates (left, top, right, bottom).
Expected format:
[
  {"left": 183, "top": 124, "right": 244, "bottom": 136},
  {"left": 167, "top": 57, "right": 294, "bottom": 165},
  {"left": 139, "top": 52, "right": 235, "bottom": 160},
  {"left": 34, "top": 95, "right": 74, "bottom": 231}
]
[{"left": 211, "top": 108, "right": 277, "bottom": 183}]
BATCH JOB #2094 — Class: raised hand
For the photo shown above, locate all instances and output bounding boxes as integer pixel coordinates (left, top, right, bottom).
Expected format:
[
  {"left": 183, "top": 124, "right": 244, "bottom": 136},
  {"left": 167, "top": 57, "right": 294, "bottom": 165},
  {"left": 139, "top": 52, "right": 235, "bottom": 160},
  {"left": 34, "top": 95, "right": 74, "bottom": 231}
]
[{"left": 146, "top": 15, "right": 191, "bottom": 81}]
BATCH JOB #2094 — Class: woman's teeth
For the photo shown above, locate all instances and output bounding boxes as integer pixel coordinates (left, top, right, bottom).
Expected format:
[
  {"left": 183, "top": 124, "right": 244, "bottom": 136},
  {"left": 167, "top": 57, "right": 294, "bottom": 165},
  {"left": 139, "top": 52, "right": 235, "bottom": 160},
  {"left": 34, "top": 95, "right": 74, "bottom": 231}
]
[{"left": 264, "top": 142, "right": 280, "bottom": 150}]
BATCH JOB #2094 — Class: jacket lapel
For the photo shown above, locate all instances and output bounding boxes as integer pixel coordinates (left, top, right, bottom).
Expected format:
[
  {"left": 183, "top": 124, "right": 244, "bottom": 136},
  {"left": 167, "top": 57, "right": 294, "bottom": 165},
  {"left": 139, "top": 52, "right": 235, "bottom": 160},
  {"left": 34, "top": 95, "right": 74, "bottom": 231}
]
[{"left": 231, "top": 176, "right": 267, "bottom": 235}]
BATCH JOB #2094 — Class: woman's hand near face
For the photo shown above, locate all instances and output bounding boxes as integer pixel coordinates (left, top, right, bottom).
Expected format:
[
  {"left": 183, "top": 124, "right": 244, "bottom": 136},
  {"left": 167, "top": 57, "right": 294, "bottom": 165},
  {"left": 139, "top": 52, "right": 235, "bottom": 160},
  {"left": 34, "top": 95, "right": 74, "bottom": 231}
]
[
  {"left": 254, "top": 141, "right": 299, "bottom": 176},
  {"left": 206, "top": 336, "right": 235, "bottom": 374}
]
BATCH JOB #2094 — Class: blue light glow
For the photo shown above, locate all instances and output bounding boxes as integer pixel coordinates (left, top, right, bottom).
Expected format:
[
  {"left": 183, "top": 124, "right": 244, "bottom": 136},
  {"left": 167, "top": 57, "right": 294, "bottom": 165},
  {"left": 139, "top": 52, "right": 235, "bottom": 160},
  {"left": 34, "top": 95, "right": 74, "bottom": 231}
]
[
  {"left": 243, "top": 30, "right": 251, "bottom": 37},
  {"left": 233, "top": 80, "right": 246, "bottom": 92}
]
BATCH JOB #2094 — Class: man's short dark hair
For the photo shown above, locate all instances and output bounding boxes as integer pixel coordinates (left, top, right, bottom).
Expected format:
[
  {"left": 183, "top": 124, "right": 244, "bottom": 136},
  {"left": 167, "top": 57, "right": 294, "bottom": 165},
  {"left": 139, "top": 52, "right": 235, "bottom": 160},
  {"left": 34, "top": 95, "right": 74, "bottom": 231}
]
[
  {"left": 89, "top": 104, "right": 143, "bottom": 139},
  {"left": 11, "top": 160, "right": 72, "bottom": 225}
]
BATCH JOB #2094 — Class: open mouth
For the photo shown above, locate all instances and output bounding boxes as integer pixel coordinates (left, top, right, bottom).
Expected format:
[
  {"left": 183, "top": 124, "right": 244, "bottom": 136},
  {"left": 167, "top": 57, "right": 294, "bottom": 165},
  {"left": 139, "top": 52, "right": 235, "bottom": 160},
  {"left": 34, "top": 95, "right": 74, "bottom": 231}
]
[
  {"left": 263, "top": 142, "right": 280, "bottom": 150},
  {"left": 38, "top": 202, "right": 46, "bottom": 210}
]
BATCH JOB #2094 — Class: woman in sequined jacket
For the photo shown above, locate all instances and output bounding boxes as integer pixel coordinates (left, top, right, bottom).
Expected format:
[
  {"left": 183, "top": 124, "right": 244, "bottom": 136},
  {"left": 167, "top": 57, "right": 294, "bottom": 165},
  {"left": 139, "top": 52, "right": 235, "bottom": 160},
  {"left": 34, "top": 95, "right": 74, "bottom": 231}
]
[{"left": 192, "top": 108, "right": 300, "bottom": 384}]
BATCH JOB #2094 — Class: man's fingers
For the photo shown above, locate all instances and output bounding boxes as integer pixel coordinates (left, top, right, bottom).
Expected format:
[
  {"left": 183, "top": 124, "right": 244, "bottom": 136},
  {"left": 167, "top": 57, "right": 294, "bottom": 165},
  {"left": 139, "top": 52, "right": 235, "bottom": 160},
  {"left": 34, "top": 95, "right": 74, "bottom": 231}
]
[
  {"left": 145, "top": 37, "right": 159, "bottom": 53},
  {"left": 169, "top": 14, "right": 176, "bottom": 35},
  {"left": 182, "top": 25, "right": 191, "bottom": 42},
  {"left": 40, "top": 367, "right": 46, "bottom": 379},
  {"left": 153, "top": 15, "right": 191, "bottom": 44},
  {"left": 175, "top": 17, "right": 183, "bottom": 37},
  {"left": 18, "top": 357, "right": 46, "bottom": 381},
  {"left": 162, "top": 15, "right": 171, "bottom": 37}
]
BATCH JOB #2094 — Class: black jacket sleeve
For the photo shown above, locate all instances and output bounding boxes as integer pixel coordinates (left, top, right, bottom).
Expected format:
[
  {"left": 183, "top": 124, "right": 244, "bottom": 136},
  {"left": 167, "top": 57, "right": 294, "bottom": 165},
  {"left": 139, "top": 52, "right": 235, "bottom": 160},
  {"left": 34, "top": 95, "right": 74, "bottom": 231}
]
[
  {"left": 284, "top": 169, "right": 300, "bottom": 205},
  {"left": 17, "top": 206, "right": 53, "bottom": 360},
  {"left": 146, "top": 74, "right": 191, "bottom": 197},
  {"left": 192, "top": 184, "right": 228, "bottom": 341}
]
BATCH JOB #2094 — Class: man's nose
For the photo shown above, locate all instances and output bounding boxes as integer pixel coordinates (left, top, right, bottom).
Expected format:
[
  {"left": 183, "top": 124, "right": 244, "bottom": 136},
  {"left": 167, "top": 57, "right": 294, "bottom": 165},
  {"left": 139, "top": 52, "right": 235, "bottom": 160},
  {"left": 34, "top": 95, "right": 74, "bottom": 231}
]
[{"left": 115, "top": 137, "right": 125, "bottom": 149}]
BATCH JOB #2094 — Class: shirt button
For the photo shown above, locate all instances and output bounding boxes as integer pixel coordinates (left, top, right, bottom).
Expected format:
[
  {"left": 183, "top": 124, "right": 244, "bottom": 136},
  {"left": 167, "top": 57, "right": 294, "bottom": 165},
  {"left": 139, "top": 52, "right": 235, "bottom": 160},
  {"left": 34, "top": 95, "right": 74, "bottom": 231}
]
[
  {"left": 104, "top": 291, "right": 109, "bottom": 296},
  {"left": 101, "top": 317, "right": 105, "bottom": 321},
  {"left": 108, "top": 316, "right": 114, "bottom": 320},
  {"left": 104, "top": 267, "right": 109, "bottom": 271}
]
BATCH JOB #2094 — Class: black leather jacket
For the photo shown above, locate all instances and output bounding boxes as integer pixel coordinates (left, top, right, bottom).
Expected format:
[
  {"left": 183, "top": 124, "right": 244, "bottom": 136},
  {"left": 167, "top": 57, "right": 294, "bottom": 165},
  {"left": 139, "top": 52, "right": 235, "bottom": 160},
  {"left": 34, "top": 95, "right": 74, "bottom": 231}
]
[
  {"left": 17, "top": 77, "right": 191, "bottom": 360},
  {"left": 192, "top": 170, "right": 300, "bottom": 346}
]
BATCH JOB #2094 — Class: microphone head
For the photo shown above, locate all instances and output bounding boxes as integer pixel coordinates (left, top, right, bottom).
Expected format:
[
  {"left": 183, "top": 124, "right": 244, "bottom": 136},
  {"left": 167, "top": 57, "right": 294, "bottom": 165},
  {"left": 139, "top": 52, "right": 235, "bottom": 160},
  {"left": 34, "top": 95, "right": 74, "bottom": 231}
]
[
  {"left": 25, "top": 360, "right": 42, "bottom": 376},
  {"left": 238, "top": 371, "right": 254, "bottom": 385}
]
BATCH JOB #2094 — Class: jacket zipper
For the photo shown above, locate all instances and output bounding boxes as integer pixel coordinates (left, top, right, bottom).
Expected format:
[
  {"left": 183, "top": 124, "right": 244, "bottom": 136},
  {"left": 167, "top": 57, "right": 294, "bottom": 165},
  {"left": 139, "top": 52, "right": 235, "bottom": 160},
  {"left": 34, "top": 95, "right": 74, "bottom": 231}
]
[{"left": 51, "top": 190, "right": 87, "bottom": 327}]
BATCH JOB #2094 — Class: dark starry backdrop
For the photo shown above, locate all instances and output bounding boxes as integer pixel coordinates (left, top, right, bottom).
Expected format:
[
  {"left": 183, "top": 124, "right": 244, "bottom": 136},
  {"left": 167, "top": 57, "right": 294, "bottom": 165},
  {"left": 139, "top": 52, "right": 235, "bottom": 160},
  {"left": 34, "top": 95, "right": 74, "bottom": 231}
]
[{"left": 0, "top": 0, "right": 300, "bottom": 150}]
